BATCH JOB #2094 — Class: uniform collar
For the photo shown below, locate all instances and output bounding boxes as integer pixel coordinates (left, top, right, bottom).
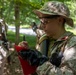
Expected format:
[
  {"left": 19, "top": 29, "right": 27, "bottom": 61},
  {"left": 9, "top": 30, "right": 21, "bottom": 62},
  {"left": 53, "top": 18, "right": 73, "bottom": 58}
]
[{"left": 57, "top": 31, "right": 73, "bottom": 41}]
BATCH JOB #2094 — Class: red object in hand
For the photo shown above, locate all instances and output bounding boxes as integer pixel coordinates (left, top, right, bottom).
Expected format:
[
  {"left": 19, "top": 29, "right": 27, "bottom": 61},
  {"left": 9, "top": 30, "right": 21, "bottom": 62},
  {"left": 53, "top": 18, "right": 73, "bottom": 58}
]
[{"left": 15, "top": 45, "right": 37, "bottom": 75}]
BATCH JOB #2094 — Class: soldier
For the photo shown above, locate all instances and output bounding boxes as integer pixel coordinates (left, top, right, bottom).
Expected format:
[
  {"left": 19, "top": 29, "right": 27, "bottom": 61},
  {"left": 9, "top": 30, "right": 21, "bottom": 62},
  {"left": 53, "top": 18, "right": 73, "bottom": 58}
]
[
  {"left": 0, "top": 33, "right": 7, "bottom": 75},
  {"left": 18, "top": 1, "right": 76, "bottom": 75}
]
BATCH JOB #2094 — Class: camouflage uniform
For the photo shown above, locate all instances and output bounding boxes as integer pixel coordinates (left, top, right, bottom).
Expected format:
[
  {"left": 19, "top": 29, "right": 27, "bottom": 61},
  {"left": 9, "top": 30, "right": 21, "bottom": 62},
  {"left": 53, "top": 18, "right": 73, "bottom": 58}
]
[
  {"left": 34, "top": 1, "right": 76, "bottom": 75},
  {"left": 36, "top": 31, "right": 76, "bottom": 75},
  {"left": 0, "top": 41, "right": 7, "bottom": 75}
]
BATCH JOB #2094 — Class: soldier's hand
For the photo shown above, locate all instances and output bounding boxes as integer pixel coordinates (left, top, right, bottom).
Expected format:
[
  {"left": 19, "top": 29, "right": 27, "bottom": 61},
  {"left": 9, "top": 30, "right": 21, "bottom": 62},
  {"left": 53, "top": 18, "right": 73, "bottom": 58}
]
[{"left": 18, "top": 41, "right": 29, "bottom": 49}]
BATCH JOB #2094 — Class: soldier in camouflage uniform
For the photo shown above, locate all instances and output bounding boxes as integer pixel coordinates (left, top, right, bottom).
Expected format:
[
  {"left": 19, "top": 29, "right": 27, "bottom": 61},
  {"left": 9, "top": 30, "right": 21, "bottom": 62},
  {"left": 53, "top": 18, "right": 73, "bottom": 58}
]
[
  {"left": 34, "top": 1, "right": 76, "bottom": 75},
  {"left": 18, "top": 1, "right": 76, "bottom": 75}
]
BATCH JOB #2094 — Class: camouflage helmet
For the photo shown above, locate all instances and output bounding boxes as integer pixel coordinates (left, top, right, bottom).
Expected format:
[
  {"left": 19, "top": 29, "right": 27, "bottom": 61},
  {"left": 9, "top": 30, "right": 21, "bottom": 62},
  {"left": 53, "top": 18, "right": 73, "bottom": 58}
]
[{"left": 34, "top": 1, "right": 74, "bottom": 27}]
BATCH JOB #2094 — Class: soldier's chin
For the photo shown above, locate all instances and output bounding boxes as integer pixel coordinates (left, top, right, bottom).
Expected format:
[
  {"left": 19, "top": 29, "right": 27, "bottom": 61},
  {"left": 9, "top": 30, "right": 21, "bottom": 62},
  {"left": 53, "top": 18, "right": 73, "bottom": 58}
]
[
  {"left": 46, "top": 33, "right": 53, "bottom": 37},
  {"left": 45, "top": 31, "right": 53, "bottom": 36}
]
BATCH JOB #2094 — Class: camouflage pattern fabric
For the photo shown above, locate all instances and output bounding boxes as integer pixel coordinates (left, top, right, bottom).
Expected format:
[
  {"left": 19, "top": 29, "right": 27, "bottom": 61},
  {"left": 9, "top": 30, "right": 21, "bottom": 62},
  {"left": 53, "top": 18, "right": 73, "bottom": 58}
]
[
  {"left": 39, "top": 1, "right": 70, "bottom": 17},
  {"left": 36, "top": 31, "right": 76, "bottom": 75},
  {"left": 0, "top": 41, "right": 9, "bottom": 75}
]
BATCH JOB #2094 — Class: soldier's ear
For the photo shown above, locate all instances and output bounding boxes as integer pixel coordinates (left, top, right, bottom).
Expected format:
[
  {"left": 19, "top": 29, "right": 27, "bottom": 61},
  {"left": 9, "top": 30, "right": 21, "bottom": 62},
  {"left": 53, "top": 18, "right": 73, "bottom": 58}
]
[{"left": 58, "top": 16, "right": 64, "bottom": 24}]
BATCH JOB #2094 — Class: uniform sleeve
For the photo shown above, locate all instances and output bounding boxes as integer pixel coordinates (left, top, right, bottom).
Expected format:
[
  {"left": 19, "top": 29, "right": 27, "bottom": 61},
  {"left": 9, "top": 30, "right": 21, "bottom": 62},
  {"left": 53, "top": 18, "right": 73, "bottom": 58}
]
[
  {"left": 63, "top": 35, "right": 76, "bottom": 61},
  {"left": 36, "top": 61, "right": 55, "bottom": 75},
  {"left": 60, "top": 36, "right": 76, "bottom": 74}
]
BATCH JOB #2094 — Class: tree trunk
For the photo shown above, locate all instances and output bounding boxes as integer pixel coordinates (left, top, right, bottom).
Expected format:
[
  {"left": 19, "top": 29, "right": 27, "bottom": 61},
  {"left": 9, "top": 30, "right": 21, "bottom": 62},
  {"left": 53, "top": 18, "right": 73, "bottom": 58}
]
[{"left": 15, "top": 2, "right": 20, "bottom": 45}]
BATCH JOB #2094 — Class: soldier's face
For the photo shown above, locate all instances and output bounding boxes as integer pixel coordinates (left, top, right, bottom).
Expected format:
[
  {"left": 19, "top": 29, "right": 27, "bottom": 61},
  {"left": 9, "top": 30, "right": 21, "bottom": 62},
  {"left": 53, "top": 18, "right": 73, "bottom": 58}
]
[{"left": 40, "top": 16, "right": 62, "bottom": 37}]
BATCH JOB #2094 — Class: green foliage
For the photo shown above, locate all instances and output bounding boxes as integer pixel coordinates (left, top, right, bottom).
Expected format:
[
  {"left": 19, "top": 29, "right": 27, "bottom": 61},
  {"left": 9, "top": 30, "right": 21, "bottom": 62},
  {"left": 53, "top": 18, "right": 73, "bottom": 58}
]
[
  {"left": 1, "top": 0, "right": 76, "bottom": 44},
  {"left": 7, "top": 30, "right": 36, "bottom": 48},
  {"left": 0, "top": 0, "right": 76, "bottom": 26},
  {"left": 64, "top": 0, "right": 76, "bottom": 25}
]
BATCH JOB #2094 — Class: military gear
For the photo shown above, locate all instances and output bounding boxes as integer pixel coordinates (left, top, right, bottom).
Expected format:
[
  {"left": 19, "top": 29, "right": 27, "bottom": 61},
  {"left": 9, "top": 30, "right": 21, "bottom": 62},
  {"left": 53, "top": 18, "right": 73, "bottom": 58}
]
[
  {"left": 39, "top": 34, "right": 49, "bottom": 56},
  {"left": 36, "top": 31, "right": 76, "bottom": 75},
  {"left": 18, "top": 49, "right": 48, "bottom": 66},
  {"left": 34, "top": 1, "right": 74, "bottom": 27},
  {"left": 15, "top": 45, "right": 37, "bottom": 75}
]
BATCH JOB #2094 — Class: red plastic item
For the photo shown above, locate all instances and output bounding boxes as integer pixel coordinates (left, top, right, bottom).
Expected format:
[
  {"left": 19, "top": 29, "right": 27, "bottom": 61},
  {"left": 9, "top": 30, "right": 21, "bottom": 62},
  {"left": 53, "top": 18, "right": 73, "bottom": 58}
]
[{"left": 15, "top": 45, "right": 37, "bottom": 75}]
